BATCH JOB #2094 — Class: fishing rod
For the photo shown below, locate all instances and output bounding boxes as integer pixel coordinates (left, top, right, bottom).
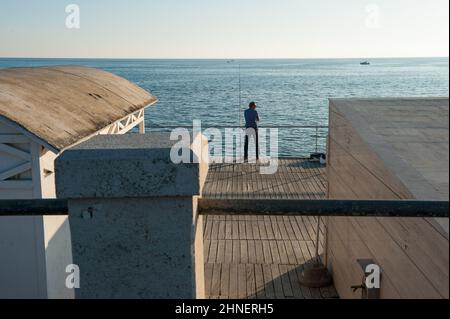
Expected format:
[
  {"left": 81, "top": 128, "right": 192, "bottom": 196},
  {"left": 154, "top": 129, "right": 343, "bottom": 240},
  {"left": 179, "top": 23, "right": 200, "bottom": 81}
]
[{"left": 238, "top": 62, "right": 242, "bottom": 128}]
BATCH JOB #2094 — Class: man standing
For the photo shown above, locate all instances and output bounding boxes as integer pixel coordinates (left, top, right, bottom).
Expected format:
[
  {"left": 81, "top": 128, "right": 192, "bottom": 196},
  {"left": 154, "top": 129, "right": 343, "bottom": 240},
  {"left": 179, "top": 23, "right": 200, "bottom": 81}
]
[{"left": 244, "top": 101, "right": 260, "bottom": 162}]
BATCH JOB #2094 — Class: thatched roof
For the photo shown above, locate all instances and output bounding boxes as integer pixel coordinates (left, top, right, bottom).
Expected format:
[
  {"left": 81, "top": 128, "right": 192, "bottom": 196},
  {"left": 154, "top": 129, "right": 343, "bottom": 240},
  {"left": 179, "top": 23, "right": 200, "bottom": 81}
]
[{"left": 0, "top": 66, "right": 157, "bottom": 151}]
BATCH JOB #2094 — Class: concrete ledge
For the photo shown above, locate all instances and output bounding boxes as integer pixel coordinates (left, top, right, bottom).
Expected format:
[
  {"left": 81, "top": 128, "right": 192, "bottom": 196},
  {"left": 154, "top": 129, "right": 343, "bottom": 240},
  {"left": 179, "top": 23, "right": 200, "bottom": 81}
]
[{"left": 55, "top": 134, "right": 201, "bottom": 199}]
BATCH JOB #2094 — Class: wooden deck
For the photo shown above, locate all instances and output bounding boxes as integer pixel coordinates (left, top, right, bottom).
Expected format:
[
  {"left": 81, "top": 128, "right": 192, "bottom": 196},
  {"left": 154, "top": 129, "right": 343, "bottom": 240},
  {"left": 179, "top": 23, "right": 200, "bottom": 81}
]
[
  {"left": 203, "top": 158, "right": 327, "bottom": 199},
  {"left": 202, "top": 159, "right": 339, "bottom": 299}
]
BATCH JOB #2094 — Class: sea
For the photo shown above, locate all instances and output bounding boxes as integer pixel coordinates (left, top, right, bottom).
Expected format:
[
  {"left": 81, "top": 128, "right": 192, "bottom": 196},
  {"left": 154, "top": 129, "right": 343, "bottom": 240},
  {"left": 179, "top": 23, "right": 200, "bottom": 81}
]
[{"left": 1, "top": 58, "right": 448, "bottom": 156}]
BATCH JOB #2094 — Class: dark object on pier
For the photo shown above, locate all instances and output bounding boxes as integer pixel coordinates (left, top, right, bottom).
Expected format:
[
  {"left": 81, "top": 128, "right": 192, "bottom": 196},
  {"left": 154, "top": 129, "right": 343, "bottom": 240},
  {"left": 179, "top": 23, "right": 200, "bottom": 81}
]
[{"left": 310, "top": 152, "right": 326, "bottom": 163}]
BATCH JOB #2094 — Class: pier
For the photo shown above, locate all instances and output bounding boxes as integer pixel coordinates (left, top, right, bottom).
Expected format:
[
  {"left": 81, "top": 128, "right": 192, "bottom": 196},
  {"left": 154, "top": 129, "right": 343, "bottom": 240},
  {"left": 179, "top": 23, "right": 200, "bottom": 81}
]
[{"left": 202, "top": 159, "right": 337, "bottom": 299}]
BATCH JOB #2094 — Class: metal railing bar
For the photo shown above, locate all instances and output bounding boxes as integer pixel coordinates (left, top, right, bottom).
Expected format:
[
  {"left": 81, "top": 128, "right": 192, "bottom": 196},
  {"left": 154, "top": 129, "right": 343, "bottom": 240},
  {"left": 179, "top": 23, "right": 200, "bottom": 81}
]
[
  {"left": 0, "top": 198, "right": 448, "bottom": 218},
  {"left": 0, "top": 199, "right": 68, "bottom": 216},
  {"left": 198, "top": 199, "right": 449, "bottom": 218},
  {"left": 147, "top": 125, "right": 329, "bottom": 129}
]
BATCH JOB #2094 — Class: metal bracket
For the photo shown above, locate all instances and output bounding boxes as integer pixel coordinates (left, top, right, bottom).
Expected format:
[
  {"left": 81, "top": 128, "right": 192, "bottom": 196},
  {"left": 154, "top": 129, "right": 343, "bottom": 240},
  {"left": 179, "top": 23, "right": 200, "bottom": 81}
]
[{"left": 353, "top": 259, "right": 381, "bottom": 299}]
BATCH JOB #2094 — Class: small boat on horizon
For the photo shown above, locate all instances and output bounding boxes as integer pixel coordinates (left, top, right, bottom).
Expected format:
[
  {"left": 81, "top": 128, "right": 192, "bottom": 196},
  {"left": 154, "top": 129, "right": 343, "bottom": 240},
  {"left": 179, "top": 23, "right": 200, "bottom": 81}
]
[{"left": 360, "top": 61, "right": 370, "bottom": 65}]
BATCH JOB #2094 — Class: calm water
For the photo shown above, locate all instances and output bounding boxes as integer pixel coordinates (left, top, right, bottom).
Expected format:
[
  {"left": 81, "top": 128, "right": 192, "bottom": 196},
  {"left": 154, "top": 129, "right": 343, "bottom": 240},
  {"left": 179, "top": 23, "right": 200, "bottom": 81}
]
[{"left": 1, "top": 58, "right": 448, "bottom": 156}]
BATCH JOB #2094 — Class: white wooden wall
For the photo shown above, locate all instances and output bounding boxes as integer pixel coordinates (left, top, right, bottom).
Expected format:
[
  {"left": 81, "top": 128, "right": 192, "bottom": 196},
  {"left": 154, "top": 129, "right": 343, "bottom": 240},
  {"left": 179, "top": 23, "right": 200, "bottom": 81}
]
[
  {"left": 0, "top": 110, "right": 146, "bottom": 298},
  {"left": 0, "top": 121, "right": 48, "bottom": 298}
]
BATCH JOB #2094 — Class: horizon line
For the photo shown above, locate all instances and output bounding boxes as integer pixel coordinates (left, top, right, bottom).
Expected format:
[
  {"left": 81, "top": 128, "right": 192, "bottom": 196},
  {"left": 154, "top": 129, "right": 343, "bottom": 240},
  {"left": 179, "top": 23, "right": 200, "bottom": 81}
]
[{"left": 0, "top": 56, "right": 449, "bottom": 61}]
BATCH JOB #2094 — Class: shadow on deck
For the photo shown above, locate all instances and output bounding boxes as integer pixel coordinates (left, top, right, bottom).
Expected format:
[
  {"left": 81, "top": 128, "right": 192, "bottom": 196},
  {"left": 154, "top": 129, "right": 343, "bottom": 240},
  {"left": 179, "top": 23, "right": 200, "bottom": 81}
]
[{"left": 202, "top": 158, "right": 339, "bottom": 299}]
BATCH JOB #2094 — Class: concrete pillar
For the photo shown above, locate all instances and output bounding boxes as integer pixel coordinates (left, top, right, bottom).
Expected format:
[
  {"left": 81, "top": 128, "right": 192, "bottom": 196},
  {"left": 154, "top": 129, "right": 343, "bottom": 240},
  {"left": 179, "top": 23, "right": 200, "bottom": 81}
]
[{"left": 55, "top": 133, "right": 207, "bottom": 299}]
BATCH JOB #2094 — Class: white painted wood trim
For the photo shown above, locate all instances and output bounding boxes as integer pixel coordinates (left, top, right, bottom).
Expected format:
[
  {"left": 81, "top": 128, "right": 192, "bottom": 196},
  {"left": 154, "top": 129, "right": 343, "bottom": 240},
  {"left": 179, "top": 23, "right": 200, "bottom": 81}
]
[
  {"left": 0, "top": 162, "right": 32, "bottom": 181},
  {"left": 58, "top": 104, "right": 154, "bottom": 152},
  {"left": 0, "top": 116, "right": 58, "bottom": 154},
  {"left": 30, "top": 142, "right": 43, "bottom": 198},
  {"left": 0, "top": 143, "right": 31, "bottom": 161},
  {"left": 0, "top": 134, "right": 29, "bottom": 143},
  {"left": 0, "top": 180, "right": 33, "bottom": 189}
]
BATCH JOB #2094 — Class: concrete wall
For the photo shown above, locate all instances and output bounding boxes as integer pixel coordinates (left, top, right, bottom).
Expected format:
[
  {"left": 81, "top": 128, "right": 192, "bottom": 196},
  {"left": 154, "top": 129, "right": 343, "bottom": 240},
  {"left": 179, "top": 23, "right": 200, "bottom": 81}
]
[
  {"left": 55, "top": 133, "right": 208, "bottom": 298},
  {"left": 326, "top": 99, "right": 449, "bottom": 299}
]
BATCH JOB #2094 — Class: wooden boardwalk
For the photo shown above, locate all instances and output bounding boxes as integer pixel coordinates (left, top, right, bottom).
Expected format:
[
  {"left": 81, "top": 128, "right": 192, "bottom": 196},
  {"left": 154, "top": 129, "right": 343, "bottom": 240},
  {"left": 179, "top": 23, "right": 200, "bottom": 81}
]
[
  {"left": 202, "top": 158, "right": 327, "bottom": 199},
  {"left": 202, "top": 159, "right": 339, "bottom": 299}
]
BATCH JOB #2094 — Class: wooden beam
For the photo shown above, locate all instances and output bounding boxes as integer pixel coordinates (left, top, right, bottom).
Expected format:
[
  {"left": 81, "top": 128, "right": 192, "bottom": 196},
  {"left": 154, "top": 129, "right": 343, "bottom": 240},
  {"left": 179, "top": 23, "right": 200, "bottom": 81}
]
[
  {"left": 198, "top": 199, "right": 449, "bottom": 218},
  {"left": 0, "top": 180, "right": 33, "bottom": 189},
  {"left": 0, "top": 134, "right": 29, "bottom": 144},
  {"left": 30, "top": 142, "right": 42, "bottom": 198},
  {"left": 117, "top": 117, "right": 144, "bottom": 134},
  {"left": 0, "top": 162, "right": 31, "bottom": 181},
  {"left": 0, "top": 143, "right": 31, "bottom": 160}
]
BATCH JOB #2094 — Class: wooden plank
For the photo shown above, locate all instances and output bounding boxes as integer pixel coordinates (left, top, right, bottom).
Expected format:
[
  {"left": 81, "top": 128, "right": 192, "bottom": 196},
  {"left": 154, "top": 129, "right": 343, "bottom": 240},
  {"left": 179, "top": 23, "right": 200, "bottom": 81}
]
[
  {"left": 203, "top": 239, "right": 211, "bottom": 262},
  {"left": 245, "top": 221, "right": 254, "bottom": 240},
  {"left": 269, "top": 241, "right": 281, "bottom": 264},
  {"left": 229, "top": 264, "right": 239, "bottom": 299},
  {"left": 251, "top": 220, "right": 260, "bottom": 240},
  {"left": 262, "top": 264, "right": 275, "bottom": 299},
  {"left": 204, "top": 263, "right": 214, "bottom": 298},
  {"left": 255, "top": 240, "right": 265, "bottom": 264},
  {"left": 284, "top": 240, "right": 298, "bottom": 265},
  {"left": 238, "top": 264, "right": 247, "bottom": 299},
  {"left": 258, "top": 219, "right": 268, "bottom": 239},
  {"left": 216, "top": 240, "right": 226, "bottom": 264},
  {"left": 296, "top": 216, "right": 311, "bottom": 241},
  {"left": 270, "top": 216, "right": 282, "bottom": 240},
  {"left": 232, "top": 240, "right": 240, "bottom": 263},
  {"left": 286, "top": 264, "right": 304, "bottom": 299},
  {"left": 240, "top": 240, "right": 248, "bottom": 264},
  {"left": 246, "top": 264, "right": 257, "bottom": 299},
  {"left": 210, "top": 263, "right": 222, "bottom": 298},
  {"left": 279, "top": 265, "right": 294, "bottom": 298},
  {"left": 277, "top": 241, "right": 290, "bottom": 265},
  {"left": 291, "top": 240, "right": 306, "bottom": 265},
  {"left": 208, "top": 240, "right": 218, "bottom": 263},
  {"left": 299, "top": 241, "right": 313, "bottom": 264},
  {"left": 247, "top": 240, "right": 257, "bottom": 264},
  {"left": 262, "top": 240, "right": 273, "bottom": 264},
  {"left": 254, "top": 264, "right": 266, "bottom": 299},
  {"left": 225, "top": 219, "right": 233, "bottom": 239},
  {"left": 238, "top": 220, "right": 246, "bottom": 239},
  {"left": 271, "top": 264, "right": 285, "bottom": 299},
  {"left": 290, "top": 215, "right": 305, "bottom": 241},
  {"left": 220, "top": 264, "right": 230, "bottom": 299},
  {"left": 277, "top": 218, "right": 289, "bottom": 240},
  {"left": 224, "top": 240, "right": 233, "bottom": 264},
  {"left": 264, "top": 216, "right": 275, "bottom": 239},
  {"left": 218, "top": 220, "right": 226, "bottom": 240},
  {"left": 231, "top": 219, "right": 240, "bottom": 240},
  {"left": 210, "top": 218, "right": 219, "bottom": 240},
  {"left": 282, "top": 216, "right": 297, "bottom": 241}
]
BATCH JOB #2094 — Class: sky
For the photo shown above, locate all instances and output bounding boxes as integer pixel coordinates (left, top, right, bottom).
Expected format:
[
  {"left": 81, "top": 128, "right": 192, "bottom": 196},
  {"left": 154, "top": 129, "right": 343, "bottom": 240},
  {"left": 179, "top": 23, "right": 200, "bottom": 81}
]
[{"left": 0, "top": 0, "right": 448, "bottom": 59}]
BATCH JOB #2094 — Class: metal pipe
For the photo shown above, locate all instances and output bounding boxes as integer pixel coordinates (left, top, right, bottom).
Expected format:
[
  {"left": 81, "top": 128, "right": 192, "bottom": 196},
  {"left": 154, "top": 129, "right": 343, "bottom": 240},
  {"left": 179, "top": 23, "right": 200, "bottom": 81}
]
[
  {"left": 0, "top": 199, "right": 68, "bottom": 216},
  {"left": 198, "top": 199, "right": 449, "bottom": 218},
  {"left": 2, "top": 198, "right": 448, "bottom": 218},
  {"left": 147, "top": 125, "right": 329, "bottom": 129}
]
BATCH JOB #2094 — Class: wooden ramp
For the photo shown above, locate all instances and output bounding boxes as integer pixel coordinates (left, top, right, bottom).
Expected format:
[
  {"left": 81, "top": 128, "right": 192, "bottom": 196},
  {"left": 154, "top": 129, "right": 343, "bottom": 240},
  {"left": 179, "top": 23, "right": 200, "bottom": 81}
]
[{"left": 202, "top": 159, "right": 339, "bottom": 299}]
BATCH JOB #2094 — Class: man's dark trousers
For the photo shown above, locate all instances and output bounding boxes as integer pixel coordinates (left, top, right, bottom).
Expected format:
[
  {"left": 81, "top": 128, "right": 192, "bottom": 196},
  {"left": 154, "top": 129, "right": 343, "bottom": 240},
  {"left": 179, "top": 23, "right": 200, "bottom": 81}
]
[{"left": 244, "top": 127, "right": 259, "bottom": 162}]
